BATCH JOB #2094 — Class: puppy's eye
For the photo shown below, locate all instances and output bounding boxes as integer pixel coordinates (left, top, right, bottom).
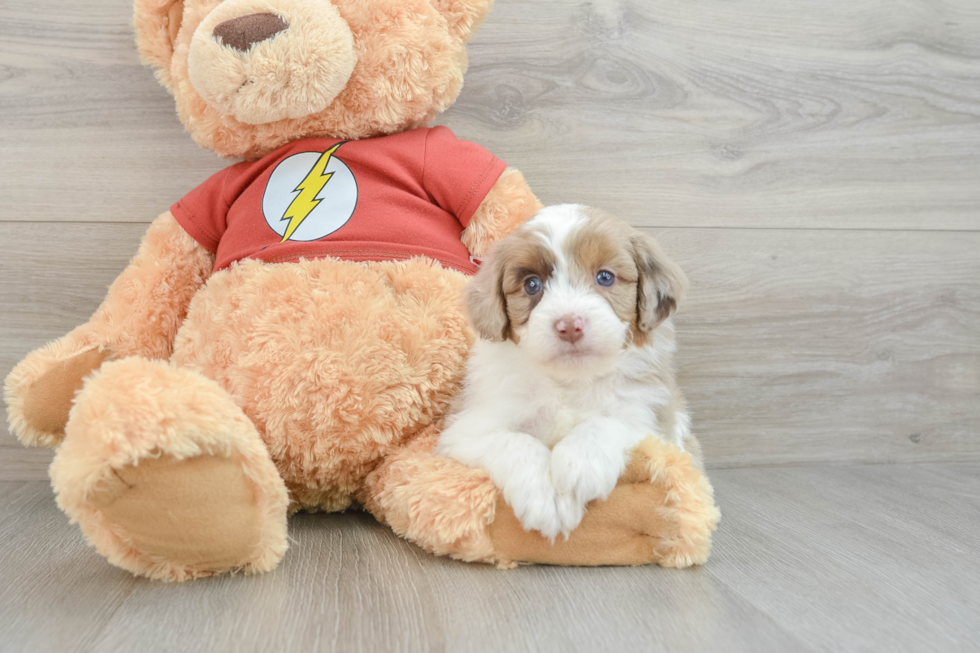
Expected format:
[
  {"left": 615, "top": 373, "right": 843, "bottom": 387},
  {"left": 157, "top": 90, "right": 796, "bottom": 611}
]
[
  {"left": 596, "top": 270, "right": 615, "bottom": 287},
  {"left": 524, "top": 276, "right": 542, "bottom": 295}
]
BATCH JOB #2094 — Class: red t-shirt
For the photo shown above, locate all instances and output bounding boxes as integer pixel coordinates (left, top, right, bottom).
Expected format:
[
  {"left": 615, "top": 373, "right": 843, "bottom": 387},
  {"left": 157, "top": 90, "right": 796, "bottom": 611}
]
[{"left": 170, "top": 127, "right": 506, "bottom": 275}]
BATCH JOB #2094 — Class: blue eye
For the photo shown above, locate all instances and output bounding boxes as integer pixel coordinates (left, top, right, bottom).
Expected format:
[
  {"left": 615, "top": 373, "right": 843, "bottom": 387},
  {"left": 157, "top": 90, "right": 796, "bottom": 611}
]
[
  {"left": 524, "top": 277, "right": 542, "bottom": 295},
  {"left": 596, "top": 270, "right": 615, "bottom": 286}
]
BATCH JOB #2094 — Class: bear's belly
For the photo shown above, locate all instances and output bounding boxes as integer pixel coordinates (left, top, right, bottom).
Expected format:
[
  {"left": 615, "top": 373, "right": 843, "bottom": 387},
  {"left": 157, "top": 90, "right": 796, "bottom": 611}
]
[{"left": 171, "top": 256, "right": 473, "bottom": 511}]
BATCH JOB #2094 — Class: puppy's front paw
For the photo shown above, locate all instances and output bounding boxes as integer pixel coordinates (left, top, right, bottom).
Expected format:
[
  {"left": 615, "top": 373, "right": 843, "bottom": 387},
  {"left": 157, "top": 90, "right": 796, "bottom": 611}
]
[
  {"left": 551, "top": 439, "right": 621, "bottom": 506},
  {"left": 554, "top": 492, "right": 585, "bottom": 536},
  {"left": 504, "top": 473, "right": 564, "bottom": 541}
]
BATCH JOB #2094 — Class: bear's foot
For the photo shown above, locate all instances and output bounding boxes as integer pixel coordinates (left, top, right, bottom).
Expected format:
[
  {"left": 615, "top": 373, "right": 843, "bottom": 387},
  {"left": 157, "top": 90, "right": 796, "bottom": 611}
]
[
  {"left": 4, "top": 327, "right": 111, "bottom": 448},
  {"left": 363, "top": 430, "right": 720, "bottom": 568},
  {"left": 51, "top": 357, "right": 289, "bottom": 581}
]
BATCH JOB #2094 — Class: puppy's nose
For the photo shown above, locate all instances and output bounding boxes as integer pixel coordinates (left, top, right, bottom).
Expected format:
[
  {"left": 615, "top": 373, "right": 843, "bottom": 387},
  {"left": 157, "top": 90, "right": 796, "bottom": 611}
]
[
  {"left": 554, "top": 314, "right": 585, "bottom": 343},
  {"left": 213, "top": 13, "right": 288, "bottom": 52}
]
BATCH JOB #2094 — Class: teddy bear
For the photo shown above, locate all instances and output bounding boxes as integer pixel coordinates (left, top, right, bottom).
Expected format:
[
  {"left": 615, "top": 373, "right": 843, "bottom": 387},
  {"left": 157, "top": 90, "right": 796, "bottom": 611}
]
[{"left": 4, "top": 0, "right": 719, "bottom": 581}]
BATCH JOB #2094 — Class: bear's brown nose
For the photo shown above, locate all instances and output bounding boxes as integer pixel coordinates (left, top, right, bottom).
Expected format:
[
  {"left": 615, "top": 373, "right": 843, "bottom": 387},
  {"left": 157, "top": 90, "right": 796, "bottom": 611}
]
[{"left": 213, "top": 13, "right": 288, "bottom": 52}]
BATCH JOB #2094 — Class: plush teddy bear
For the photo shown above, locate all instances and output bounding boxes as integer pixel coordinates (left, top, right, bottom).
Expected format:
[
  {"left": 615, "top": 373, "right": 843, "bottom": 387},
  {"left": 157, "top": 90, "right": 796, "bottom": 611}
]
[{"left": 4, "top": 0, "right": 719, "bottom": 580}]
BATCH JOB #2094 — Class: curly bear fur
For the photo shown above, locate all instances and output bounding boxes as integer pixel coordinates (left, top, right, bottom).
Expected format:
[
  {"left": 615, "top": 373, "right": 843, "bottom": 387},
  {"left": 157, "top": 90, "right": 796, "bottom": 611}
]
[{"left": 4, "top": 0, "right": 718, "bottom": 580}]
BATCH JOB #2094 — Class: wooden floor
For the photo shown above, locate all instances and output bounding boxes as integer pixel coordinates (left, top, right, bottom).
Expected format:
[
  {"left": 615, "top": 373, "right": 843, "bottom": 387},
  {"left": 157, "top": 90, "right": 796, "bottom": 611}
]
[
  {"left": 2, "top": 464, "right": 978, "bottom": 653},
  {"left": 2, "top": 0, "right": 979, "bottom": 650}
]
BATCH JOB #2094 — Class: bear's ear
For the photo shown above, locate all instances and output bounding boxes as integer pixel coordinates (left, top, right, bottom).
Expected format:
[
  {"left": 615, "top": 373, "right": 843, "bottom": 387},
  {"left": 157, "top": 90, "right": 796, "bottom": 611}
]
[
  {"left": 430, "top": 0, "right": 495, "bottom": 42},
  {"left": 134, "top": 0, "right": 186, "bottom": 88}
]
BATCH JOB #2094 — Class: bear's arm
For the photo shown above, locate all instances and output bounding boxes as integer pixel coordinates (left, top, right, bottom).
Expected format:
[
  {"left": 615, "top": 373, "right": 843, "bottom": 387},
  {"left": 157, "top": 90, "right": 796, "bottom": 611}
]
[
  {"left": 4, "top": 212, "right": 214, "bottom": 447},
  {"left": 461, "top": 167, "right": 542, "bottom": 258},
  {"left": 83, "top": 211, "right": 215, "bottom": 359}
]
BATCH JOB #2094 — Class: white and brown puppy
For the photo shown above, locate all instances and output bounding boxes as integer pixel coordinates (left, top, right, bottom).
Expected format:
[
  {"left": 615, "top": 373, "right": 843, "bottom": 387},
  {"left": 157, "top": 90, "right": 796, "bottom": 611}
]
[{"left": 437, "top": 204, "right": 701, "bottom": 540}]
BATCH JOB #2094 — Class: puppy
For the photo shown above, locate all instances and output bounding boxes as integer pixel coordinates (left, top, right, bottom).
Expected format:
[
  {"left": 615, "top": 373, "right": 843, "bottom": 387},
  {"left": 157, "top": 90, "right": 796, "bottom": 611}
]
[{"left": 437, "top": 204, "right": 701, "bottom": 540}]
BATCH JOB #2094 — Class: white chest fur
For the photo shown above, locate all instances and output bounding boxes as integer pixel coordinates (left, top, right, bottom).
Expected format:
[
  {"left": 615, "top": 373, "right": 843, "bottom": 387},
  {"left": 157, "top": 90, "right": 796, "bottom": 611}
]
[
  {"left": 520, "top": 390, "right": 590, "bottom": 449},
  {"left": 486, "top": 343, "right": 673, "bottom": 449}
]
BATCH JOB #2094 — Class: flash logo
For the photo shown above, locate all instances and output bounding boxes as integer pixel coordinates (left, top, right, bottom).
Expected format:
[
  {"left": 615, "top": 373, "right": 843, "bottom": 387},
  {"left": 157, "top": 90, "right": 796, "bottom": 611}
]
[
  {"left": 262, "top": 143, "right": 358, "bottom": 242},
  {"left": 279, "top": 143, "right": 341, "bottom": 242}
]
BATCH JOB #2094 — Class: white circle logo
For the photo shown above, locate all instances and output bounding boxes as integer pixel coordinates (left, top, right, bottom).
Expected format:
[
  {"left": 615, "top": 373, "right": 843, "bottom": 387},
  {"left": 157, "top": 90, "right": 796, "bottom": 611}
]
[{"left": 262, "top": 143, "right": 358, "bottom": 242}]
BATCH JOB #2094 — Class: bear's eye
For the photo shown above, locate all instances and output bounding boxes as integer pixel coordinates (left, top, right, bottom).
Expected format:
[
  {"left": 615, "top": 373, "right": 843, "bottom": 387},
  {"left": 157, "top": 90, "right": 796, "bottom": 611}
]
[
  {"left": 596, "top": 270, "right": 615, "bottom": 287},
  {"left": 524, "top": 276, "right": 542, "bottom": 295}
]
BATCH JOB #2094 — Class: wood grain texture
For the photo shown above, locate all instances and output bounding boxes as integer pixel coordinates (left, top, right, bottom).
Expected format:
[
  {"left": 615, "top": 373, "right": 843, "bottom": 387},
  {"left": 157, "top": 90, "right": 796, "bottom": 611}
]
[
  {"left": 0, "top": 482, "right": 142, "bottom": 653},
  {"left": 1, "top": 0, "right": 979, "bottom": 228},
  {"left": 456, "top": 0, "right": 980, "bottom": 230},
  {"left": 708, "top": 464, "right": 980, "bottom": 652},
  {"left": 3, "top": 223, "right": 977, "bottom": 478},
  {"left": 1, "top": 465, "right": 978, "bottom": 652},
  {"left": 652, "top": 227, "right": 980, "bottom": 467}
]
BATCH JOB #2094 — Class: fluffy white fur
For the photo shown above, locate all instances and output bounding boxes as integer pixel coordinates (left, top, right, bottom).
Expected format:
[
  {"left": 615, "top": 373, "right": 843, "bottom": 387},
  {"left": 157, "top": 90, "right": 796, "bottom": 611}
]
[{"left": 438, "top": 204, "right": 691, "bottom": 540}]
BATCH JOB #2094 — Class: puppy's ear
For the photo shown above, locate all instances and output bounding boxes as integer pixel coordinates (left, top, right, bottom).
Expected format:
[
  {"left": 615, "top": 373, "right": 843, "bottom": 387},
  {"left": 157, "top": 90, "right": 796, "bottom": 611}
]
[
  {"left": 631, "top": 234, "right": 688, "bottom": 332},
  {"left": 465, "top": 248, "right": 510, "bottom": 341}
]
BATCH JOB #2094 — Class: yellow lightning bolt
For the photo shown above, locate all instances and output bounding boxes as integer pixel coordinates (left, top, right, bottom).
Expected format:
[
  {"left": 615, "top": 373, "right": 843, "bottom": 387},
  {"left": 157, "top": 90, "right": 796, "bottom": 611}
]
[{"left": 279, "top": 142, "right": 344, "bottom": 242}]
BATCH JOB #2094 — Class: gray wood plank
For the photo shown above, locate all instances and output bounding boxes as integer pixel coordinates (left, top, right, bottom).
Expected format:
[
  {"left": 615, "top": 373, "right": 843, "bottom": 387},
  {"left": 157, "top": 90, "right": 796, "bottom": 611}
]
[
  {"left": 0, "top": 0, "right": 228, "bottom": 222},
  {"left": 0, "top": 415, "right": 52, "bottom": 480},
  {"left": 652, "top": 227, "right": 980, "bottom": 468},
  {"left": 2, "top": 0, "right": 979, "bottom": 229},
  {"left": 0, "top": 482, "right": 141, "bottom": 653},
  {"left": 458, "top": 0, "right": 980, "bottom": 231},
  {"left": 87, "top": 510, "right": 807, "bottom": 653},
  {"left": 411, "top": 548, "right": 805, "bottom": 653},
  {"left": 706, "top": 463, "right": 980, "bottom": 652},
  {"left": 2, "top": 465, "right": 978, "bottom": 652},
  {"left": 3, "top": 223, "right": 978, "bottom": 479},
  {"left": 0, "top": 482, "right": 803, "bottom": 653}
]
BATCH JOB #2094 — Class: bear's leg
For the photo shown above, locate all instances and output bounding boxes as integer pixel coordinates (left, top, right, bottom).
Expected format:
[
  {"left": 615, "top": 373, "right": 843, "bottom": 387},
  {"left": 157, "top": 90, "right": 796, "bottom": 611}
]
[
  {"left": 51, "top": 357, "right": 289, "bottom": 581},
  {"left": 361, "top": 430, "right": 720, "bottom": 568},
  {"left": 359, "top": 426, "right": 502, "bottom": 564}
]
